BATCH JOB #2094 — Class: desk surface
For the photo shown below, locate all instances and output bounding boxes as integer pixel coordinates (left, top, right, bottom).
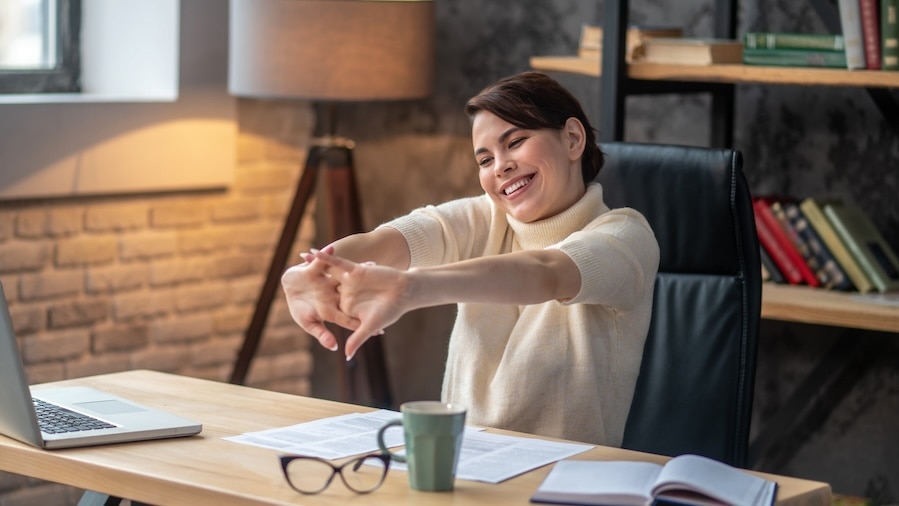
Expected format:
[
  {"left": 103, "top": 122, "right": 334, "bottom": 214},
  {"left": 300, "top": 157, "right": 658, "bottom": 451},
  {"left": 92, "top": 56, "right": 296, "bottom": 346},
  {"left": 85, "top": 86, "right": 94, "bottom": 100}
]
[{"left": 0, "top": 370, "right": 831, "bottom": 506}]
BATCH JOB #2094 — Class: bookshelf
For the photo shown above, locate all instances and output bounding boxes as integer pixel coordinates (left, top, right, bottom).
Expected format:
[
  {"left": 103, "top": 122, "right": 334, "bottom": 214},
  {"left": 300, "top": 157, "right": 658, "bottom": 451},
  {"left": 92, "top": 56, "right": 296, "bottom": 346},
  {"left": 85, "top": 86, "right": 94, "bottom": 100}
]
[
  {"left": 530, "top": 57, "right": 899, "bottom": 88},
  {"left": 530, "top": 0, "right": 899, "bottom": 476}
]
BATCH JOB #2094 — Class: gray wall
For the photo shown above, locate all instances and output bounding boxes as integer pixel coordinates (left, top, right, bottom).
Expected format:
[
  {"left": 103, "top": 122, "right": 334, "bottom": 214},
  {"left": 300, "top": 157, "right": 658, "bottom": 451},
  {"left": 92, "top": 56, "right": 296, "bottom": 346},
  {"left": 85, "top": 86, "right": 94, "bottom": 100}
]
[{"left": 332, "top": 0, "right": 898, "bottom": 502}]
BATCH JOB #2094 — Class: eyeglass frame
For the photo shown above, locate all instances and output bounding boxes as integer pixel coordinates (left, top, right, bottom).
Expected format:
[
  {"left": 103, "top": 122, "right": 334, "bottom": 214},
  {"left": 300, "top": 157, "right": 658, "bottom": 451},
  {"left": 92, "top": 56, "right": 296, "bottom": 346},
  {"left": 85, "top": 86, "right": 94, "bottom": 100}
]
[{"left": 279, "top": 453, "right": 392, "bottom": 495}]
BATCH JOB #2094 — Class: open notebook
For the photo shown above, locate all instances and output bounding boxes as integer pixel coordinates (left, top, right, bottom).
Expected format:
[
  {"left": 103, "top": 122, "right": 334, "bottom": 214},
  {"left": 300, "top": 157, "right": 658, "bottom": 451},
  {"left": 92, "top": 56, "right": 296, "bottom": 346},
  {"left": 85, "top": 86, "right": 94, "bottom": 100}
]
[{"left": 0, "top": 282, "right": 201, "bottom": 449}]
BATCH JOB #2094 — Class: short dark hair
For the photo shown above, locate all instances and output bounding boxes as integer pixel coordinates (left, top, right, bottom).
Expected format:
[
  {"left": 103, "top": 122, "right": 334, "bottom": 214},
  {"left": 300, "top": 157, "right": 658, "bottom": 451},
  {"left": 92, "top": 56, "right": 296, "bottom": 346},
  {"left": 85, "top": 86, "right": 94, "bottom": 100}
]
[{"left": 464, "top": 71, "right": 603, "bottom": 183}]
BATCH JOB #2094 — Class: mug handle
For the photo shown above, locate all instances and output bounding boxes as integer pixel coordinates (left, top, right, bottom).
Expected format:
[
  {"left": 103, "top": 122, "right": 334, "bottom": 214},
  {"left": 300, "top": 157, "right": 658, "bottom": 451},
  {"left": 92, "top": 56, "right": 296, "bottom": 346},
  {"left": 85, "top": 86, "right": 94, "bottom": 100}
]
[{"left": 376, "top": 419, "right": 406, "bottom": 463}]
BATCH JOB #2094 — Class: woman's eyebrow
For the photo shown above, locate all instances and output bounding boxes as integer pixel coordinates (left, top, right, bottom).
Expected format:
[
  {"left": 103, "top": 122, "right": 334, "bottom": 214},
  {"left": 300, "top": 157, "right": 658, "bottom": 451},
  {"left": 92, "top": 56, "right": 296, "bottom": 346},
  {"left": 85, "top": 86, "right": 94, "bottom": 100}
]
[{"left": 474, "top": 127, "right": 522, "bottom": 156}]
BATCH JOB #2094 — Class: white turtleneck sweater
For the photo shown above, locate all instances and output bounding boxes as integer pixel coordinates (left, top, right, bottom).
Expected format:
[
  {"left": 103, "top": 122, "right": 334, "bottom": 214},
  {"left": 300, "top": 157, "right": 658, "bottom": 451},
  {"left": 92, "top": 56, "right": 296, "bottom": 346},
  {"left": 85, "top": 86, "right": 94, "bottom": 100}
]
[{"left": 380, "top": 183, "right": 659, "bottom": 446}]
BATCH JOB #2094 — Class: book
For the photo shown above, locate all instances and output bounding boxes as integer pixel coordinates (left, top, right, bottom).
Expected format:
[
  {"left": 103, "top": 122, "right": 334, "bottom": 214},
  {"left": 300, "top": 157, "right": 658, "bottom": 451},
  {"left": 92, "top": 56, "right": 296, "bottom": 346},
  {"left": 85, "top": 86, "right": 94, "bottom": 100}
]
[
  {"left": 883, "top": 0, "right": 899, "bottom": 70},
  {"left": 838, "top": 0, "right": 868, "bottom": 69},
  {"left": 578, "top": 24, "right": 683, "bottom": 62},
  {"left": 822, "top": 201, "right": 899, "bottom": 293},
  {"left": 753, "top": 198, "right": 821, "bottom": 286},
  {"left": 744, "top": 32, "right": 846, "bottom": 51},
  {"left": 742, "top": 47, "right": 849, "bottom": 67},
  {"left": 859, "top": 0, "right": 882, "bottom": 69},
  {"left": 783, "top": 201, "right": 855, "bottom": 291},
  {"left": 800, "top": 198, "right": 874, "bottom": 293},
  {"left": 760, "top": 246, "right": 787, "bottom": 284},
  {"left": 634, "top": 38, "right": 744, "bottom": 65},
  {"left": 530, "top": 454, "right": 778, "bottom": 506}
]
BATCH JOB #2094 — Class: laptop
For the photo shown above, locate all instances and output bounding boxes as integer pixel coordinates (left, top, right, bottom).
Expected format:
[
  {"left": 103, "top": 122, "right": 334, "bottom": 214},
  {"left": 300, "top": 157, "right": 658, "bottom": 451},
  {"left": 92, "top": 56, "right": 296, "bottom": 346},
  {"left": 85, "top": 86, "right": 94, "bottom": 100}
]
[{"left": 0, "top": 282, "right": 202, "bottom": 449}]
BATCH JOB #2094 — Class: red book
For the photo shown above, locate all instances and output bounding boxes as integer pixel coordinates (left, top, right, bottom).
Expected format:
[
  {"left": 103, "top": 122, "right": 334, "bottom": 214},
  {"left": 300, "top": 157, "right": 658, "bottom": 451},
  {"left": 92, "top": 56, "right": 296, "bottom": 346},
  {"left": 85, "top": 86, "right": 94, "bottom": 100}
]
[
  {"left": 859, "top": 0, "right": 882, "bottom": 69},
  {"left": 752, "top": 198, "right": 821, "bottom": 287}
]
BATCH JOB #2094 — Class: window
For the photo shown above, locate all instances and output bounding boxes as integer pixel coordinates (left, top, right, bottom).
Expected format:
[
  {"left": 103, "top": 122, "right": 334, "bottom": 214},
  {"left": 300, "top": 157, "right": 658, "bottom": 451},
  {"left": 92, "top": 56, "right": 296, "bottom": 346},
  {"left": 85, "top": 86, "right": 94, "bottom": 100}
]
[{"left": 0, "top": 0, "right": 81, "bottom": 93}]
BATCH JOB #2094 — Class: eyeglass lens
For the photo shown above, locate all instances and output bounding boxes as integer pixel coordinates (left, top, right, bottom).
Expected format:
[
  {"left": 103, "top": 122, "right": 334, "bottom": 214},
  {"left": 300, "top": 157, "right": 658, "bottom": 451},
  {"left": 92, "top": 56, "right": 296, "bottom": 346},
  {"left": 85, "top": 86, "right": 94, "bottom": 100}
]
[{"left": 284, "top": 455, "right": 388, "bottom": 494}]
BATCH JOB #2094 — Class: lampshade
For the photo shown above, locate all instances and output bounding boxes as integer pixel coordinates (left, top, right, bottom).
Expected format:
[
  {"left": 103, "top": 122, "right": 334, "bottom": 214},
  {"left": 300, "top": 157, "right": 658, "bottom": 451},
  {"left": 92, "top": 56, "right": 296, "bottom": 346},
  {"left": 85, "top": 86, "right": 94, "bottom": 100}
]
[{"left": 228, "top": 0, "right": 435, "bottom": 101}]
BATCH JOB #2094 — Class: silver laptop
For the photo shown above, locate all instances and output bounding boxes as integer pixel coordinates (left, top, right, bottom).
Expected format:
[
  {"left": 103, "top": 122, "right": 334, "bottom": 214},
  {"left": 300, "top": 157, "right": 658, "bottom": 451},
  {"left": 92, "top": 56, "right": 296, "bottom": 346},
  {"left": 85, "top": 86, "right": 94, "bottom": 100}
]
[{"left": 0, "top": 282, "right": 202, "bottom": 449}]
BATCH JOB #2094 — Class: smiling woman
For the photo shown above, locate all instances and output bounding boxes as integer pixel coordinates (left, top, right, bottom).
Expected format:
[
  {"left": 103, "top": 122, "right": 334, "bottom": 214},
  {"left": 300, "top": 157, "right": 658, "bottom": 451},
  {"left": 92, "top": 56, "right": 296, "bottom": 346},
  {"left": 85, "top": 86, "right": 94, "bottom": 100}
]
[{"left": 281, "top": 71, "right": 660, "bottom": 448}]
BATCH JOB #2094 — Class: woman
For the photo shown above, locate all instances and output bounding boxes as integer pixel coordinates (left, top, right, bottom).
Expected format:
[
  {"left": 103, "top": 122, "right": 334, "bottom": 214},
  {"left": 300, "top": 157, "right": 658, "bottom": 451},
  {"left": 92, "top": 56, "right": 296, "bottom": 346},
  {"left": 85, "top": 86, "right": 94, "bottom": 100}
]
[{"left": 281, "top": 71, "right": 659, "bottom": 446}]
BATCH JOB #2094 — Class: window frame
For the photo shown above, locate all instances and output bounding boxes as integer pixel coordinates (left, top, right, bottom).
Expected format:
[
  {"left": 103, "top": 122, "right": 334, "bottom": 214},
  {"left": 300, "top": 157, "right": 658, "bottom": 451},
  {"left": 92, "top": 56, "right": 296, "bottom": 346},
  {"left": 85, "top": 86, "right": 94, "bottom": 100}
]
[{"left": 0, "top": 0, "right": 82, "bottom": 94}]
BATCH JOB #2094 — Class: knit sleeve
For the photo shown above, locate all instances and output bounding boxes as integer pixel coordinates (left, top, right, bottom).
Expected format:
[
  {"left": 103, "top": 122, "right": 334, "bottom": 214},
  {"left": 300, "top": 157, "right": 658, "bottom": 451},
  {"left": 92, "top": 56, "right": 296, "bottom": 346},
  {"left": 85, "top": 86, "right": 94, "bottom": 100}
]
[
  {"left": 376, "top": 196, "right": 494, "bottom": 268},
  {"left": 552, "top": 208, "right": 659, "bottom": 310}
]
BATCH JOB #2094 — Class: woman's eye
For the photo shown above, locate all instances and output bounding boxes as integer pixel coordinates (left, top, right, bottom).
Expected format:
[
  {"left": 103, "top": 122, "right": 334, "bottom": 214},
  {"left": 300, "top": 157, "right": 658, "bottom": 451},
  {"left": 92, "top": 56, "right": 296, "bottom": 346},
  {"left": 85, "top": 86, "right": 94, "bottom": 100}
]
[
  {"left": 477, "top": 157, "right": 493, "bottom": 167},
  {"left": 509, "top": 137, "right": 525, "bottom": 148}
]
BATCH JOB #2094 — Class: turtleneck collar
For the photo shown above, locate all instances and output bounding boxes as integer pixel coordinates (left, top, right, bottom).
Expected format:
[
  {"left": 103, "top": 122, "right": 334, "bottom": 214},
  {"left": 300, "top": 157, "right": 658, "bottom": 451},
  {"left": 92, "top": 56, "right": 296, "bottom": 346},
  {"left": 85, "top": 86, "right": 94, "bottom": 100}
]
[{"left": 503, "top": 183, "right": 608, "bottom": 250}]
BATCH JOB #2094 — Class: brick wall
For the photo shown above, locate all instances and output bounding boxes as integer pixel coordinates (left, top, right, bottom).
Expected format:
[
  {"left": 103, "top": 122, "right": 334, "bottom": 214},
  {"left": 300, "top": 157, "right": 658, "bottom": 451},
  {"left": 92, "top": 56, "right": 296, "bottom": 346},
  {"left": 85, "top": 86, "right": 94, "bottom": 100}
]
[{"left": 0, "top": 100, "right": 316, "bottom": 505}]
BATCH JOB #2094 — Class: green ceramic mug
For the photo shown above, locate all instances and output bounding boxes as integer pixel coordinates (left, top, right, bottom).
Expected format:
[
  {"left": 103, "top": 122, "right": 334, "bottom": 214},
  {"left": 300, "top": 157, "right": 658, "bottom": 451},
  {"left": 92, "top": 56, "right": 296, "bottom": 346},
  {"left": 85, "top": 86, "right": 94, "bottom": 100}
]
[{"left": 376, "top": 401, "right": 466, "bottom": 492}]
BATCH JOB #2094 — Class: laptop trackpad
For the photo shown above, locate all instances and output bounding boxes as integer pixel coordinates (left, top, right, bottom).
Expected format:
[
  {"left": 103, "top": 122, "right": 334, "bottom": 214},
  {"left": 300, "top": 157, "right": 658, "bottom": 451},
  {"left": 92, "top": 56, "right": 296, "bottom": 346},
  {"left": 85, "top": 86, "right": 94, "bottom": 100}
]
[{"left": 75, "top": 400, "right": 146, "bottom": 415}]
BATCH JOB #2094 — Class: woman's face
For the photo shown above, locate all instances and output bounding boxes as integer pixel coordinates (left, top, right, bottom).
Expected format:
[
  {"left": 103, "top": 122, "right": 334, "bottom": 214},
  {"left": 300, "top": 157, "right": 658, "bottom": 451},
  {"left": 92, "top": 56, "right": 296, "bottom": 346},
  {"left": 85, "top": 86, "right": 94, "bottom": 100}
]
[{"left": 472, "top": 111, "right": 586, "bottom": 223}]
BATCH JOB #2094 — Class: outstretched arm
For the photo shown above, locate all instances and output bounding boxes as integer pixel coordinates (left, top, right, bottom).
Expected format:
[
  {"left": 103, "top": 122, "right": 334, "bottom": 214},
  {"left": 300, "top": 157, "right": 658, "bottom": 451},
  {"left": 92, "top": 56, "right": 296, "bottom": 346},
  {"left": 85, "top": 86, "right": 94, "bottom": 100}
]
[
  {"left": 314, "top": 247, "right": 581, "bottom": 359},
  {"left": 280, "top": 227, "right": 409, "bottom": 351}
]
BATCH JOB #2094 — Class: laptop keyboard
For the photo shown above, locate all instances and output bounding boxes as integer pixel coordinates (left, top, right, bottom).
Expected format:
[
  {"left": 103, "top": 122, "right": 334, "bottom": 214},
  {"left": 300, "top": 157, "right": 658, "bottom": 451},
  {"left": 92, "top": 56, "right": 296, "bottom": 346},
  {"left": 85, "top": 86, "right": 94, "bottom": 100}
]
[{"left": 33, "top": 398, "right": 116, "bottom": 434}]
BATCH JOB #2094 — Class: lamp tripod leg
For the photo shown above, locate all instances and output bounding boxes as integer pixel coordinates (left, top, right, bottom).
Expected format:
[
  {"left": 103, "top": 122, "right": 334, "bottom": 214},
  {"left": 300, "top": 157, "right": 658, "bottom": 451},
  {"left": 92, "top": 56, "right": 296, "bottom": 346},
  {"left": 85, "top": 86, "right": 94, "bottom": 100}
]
[{"left": 229, "top": 148, "right": 322, "bottom": 385}]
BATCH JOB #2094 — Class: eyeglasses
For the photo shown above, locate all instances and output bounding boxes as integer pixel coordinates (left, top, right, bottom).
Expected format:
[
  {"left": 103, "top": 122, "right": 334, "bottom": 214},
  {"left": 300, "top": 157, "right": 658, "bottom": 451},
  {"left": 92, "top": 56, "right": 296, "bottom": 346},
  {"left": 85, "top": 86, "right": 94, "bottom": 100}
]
[{"left": 279, "top": 453, "right": 391, "bottom": 495}]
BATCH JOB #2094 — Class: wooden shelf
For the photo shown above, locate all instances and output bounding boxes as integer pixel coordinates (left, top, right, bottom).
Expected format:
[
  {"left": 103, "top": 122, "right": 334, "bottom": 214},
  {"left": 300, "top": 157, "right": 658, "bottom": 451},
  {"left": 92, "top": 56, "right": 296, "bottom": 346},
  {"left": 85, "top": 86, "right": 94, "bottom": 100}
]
[
  {"left": 761, "top": 283, "right": 899, "bottom": 333},
  {"left": 529, "top": 56, "right": 899, "bottom": 88}
]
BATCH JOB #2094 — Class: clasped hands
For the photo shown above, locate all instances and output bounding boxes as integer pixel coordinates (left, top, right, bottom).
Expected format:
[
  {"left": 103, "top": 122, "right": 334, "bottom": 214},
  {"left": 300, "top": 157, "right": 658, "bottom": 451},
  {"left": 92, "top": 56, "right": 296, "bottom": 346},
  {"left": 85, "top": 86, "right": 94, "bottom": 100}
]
[{"left": 281, "top": 245, "right": 411, "bottom": 361}]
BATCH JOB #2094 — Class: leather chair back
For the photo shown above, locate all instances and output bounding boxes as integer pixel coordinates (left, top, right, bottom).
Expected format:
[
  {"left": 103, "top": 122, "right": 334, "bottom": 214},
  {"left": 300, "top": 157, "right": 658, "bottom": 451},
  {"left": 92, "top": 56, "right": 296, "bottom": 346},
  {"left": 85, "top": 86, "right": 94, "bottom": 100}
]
[{"left": 597, "top": 142, "right": 761, "bottom": 467}]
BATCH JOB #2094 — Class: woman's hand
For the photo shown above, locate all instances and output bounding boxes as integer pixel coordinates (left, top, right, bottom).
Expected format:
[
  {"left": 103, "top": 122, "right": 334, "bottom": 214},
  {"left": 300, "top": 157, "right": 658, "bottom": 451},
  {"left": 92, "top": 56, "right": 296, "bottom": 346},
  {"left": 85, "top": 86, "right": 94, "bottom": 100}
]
[
  {"left": 281, "top": 245, "right": 360, "bottom": 352},
  {"left": 312, "top": 249, "right": 413, "bottom": 360}
]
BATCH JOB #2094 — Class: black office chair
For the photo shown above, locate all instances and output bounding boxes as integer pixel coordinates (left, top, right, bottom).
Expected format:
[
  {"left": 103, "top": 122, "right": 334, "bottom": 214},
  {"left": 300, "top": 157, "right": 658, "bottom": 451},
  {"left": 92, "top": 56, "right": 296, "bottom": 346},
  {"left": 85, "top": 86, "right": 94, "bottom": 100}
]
[{"left": 597, "top": 142, "right": 762, "bottom": 467}]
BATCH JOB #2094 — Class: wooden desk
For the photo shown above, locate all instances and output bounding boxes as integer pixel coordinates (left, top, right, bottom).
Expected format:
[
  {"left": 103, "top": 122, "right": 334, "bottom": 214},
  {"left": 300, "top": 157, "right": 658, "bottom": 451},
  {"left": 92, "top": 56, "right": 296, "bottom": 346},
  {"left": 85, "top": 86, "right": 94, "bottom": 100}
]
[{"left": 0, "top": 370, "right": 832, "bottom": 506}]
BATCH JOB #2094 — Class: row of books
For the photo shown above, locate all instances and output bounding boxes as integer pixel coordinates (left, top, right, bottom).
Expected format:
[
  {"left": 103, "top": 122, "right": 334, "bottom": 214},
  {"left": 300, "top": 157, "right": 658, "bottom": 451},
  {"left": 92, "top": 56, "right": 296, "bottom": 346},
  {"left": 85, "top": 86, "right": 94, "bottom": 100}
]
[
  {"left": 576, "top": 11, "right": 899, "bottom": 70},
  {"left": 743, "top": 0, "right": 898, "bottom": 70},
  {"left": 753, "top": 197, "right": 899, "bottom": 293}
]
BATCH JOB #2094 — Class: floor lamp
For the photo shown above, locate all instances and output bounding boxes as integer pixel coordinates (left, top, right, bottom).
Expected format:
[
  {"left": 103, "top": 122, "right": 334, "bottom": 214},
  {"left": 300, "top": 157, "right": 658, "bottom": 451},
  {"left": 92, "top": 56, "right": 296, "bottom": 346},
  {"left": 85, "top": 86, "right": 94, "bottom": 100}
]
[{"left": 226, "top": 0, "right": 435, "bottom": 408}]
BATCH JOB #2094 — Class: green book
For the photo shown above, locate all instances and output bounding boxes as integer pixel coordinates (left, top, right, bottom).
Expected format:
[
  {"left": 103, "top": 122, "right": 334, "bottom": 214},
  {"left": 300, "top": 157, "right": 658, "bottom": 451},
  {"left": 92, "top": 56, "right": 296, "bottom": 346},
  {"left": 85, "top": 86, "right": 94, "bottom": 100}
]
[
  {"left": 822, "top": 201, "right": 899, "bottom": 293},
  {"left": 800, "top": 198, "right": 874, "bottom": 293},
  {"left": 744, "top": 32, "right": 845, "bottom": 51},
  {"left": 882, "top": 0, "right": 899, "bottom": 70},
  {"left": 742, "top": 48, "right": 848, "bottom": 68}
]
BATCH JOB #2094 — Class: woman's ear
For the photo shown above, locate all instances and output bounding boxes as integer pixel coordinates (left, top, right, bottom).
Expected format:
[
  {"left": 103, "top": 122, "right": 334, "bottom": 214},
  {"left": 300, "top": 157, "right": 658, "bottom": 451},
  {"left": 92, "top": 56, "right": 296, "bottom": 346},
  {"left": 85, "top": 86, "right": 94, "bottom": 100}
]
[{"left": 563, "top": 117, "right": 587, "bottom": 161}]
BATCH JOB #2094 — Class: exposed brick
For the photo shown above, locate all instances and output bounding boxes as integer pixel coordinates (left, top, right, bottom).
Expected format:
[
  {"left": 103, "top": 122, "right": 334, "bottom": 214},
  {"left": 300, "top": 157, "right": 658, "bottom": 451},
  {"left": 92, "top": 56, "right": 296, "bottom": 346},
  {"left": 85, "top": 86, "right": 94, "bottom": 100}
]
[
  {"left": 228, "top": 277, "right": 263, "bottom": 305},
  {"left": 0, "top": 211, "right": 13, "bottom": 242},
  {"left": 228, "top": 223, "right": 280, "bottom": 252},
  {"left": 18, "top": 270, "right": 83, "bottom": 301},
  {"left": 174, "top": 283, "right": 229, "bottom": 313},
  {"left": 85, "top": 203, "right": 148, "bottom": 232},
  {"left": 178, "top": 228, "right": 236, "bottom": 255},
  {"left": 190, "top": 334, "right": 242, "bottom": 367},
  {"left": 92, "top": 323, "right": 149, "bottom": 352},
  {"left": 188, "top": 363, "right": 231, "bottom": 383},
  {"left": 205, "top": 253, "right": 260, "bottom": 280},
  {"left": 66, "top": 352, "right": 131, "bottom": 378},
  {"left": 151, "top": 203, "right": 207, "bottom": 228},
  {"left": 119, "top": 232, "right": 178, "bottom": 261},
  {"left": 213, "top": 307, "right": 252, "bottom": 335},
  {"left": 0, "top": 241, "right": 51, "bottom": 273},
  {"left": 150, "top": 314, "right": 213, "bottom": 344},
  {"left": 259, "top": 325, "right": 308, "bottom": 356},
  {"left": 0, "top": 275, "right": 18, "bottom": 301},
  {"left": 86, "top": 264, "right": 148, "bottom": 294},
  {"left": 113, "top": 290, "right": 178, "bottom": 320},
  {"left": 22, "top": 330, "right": 90, "bottom": 363},
  {"left": 149, "top": 258, "right": 208, "bottom": 287},
  {"left": 7, "top": 304, "right": 46, "bottom": 336},
  {"left": 47, "top": 207, "right": 84, "bottom": 237},
  {"left": 236, "top": 131, "right": 268, "bottom": 163},
  {"left": 48, "top": 299, "right": 109, "bottom": 329},
  {"left": 210, "top": 199, "right": 262, "bottom": 222},
  {"left": 234, "top": 163, "right": 296, "bottom": 192},
  {"left": 55, "top": 236, "right": 117, "bottom": 267},
  {"left": 22, "top": 361, "right": 65, "bottom": 384},
  {"left": 15, "top": 209, "right": 49, "bottom": 238},
  {"left": 130, "top": 345, "right": 191, "bottom": 373}
]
